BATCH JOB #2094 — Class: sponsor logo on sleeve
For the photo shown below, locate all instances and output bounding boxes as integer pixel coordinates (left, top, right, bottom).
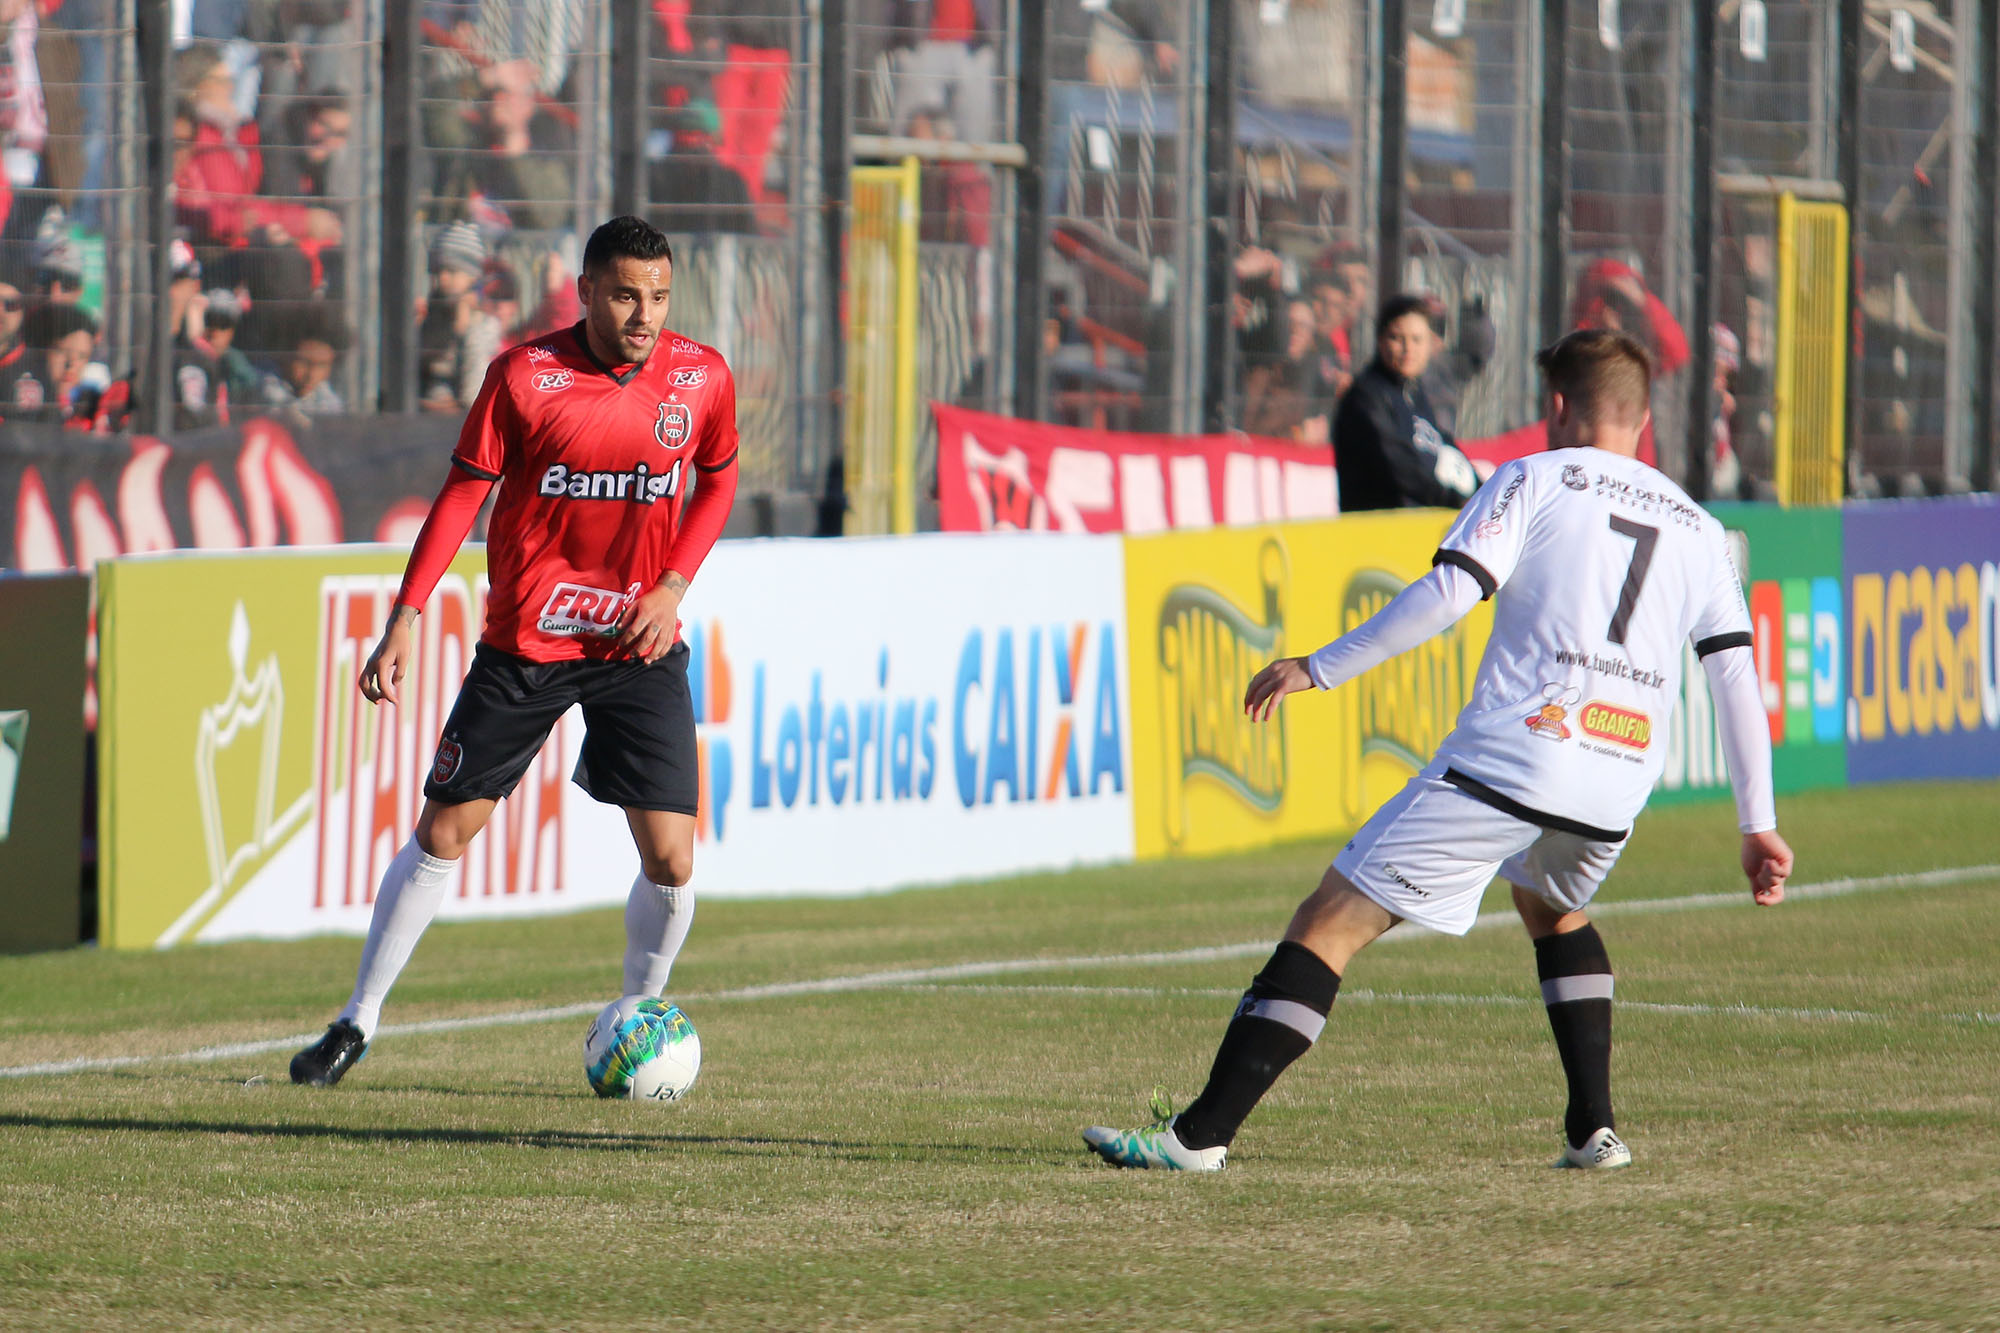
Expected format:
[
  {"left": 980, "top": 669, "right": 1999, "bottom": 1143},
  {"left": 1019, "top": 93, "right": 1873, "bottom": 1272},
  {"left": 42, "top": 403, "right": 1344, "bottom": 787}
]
[
  {"left": 1561, "top": 463, "right": 1589, "bottom": 491},
  {"left": 1474, "top": 470, "right": 1526, "bottom": 537},
  {"left": 1526, "top": 683, "right": 1582, "bottom": 740},
  {"left": 533, "top": 369, "right": 573, "bottom": 392},
  {"left": 1578, "top": 701, "right": 1652, "bottom": 750}
]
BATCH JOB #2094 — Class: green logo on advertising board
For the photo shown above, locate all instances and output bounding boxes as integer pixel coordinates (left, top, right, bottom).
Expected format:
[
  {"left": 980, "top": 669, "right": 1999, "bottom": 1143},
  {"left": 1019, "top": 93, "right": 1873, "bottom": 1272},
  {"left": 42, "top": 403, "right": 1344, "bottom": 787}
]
[
  {"left": 0, "top": 709, "right": 26, "bottom": 842},
  {"left": 158, "top": 602, "right": 307, "bottom": 946}
]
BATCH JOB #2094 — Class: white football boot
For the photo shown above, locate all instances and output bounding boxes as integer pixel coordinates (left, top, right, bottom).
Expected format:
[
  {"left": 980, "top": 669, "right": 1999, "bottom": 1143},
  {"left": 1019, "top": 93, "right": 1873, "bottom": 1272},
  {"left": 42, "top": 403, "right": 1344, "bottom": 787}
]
[
  {"left": 1556, "top": 1126, "right": 1632, "bottom": 1170},
  {"left": 1082, "top": 1113, "right": 1227, "bottom": 1172}
]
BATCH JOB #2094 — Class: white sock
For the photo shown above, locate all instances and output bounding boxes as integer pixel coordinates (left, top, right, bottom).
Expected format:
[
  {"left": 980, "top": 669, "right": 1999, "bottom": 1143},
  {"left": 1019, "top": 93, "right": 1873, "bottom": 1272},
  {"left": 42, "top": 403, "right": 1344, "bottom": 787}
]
[
  {"left": 338, "top": 837, "right": 457, "bottom": 1039},
  {"left": 623, "top": 873, "right": 695, "bottom": 997}
]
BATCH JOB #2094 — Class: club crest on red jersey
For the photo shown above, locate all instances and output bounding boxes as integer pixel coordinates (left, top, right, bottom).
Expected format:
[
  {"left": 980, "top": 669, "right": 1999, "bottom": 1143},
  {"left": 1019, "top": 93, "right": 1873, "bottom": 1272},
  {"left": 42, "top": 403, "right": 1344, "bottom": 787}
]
[
  {"left": 432, "top": 737, "right": 463, "bottom": 784},
  {"left": 656, "top": 401, "right": 693, "bottom": 450}
]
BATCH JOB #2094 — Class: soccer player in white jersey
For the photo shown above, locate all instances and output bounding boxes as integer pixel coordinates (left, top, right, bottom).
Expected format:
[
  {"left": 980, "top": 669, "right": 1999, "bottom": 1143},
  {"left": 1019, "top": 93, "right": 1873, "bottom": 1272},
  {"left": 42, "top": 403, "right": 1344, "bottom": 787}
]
[{"left": 1084, "top": 329, "right": 1793, "bottom": 1172}]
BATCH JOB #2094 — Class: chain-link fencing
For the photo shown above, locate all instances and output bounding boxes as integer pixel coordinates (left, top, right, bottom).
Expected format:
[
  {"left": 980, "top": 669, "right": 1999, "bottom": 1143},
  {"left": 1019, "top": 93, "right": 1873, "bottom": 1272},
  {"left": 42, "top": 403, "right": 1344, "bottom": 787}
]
[{"left": 14, "top": 1, "right": 1998, "bottom": 521}]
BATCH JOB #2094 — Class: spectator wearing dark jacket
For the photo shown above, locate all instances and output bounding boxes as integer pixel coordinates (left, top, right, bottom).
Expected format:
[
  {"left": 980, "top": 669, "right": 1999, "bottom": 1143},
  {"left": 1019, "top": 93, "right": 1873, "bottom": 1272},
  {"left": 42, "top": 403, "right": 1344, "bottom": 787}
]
[
  {"left": 1333, "top": 293, "right": 1480, "bottom": 512},
  {"left": 8, "top": 303, "right": 112, "bottom": 428}
]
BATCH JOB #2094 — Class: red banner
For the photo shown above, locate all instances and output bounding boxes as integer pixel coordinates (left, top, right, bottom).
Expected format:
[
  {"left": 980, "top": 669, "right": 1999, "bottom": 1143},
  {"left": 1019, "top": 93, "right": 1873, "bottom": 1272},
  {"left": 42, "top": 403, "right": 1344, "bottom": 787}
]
[
  {"left": 935, "top": 404, "right": 1338, "bottom": 534},
  {"left": 3, "top": 414, "right": 465, "bottom": 572}
]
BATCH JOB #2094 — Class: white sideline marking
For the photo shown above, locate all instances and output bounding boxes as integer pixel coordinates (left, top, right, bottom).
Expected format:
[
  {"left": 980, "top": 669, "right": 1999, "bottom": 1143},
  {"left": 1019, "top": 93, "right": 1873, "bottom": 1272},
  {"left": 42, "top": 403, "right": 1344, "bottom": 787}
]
[
  {"left": 881, "top": 983, "right": 1984, "bottom": 1026},
  {"left": 3, "top": 862, "right": 1996, "bottom": 1079}
]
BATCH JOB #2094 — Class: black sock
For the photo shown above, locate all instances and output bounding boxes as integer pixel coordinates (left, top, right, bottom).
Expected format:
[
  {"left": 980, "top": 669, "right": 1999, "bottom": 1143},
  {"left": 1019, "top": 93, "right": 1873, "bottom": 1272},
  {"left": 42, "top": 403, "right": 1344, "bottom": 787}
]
[
  {"left": 1174, "top": 941, "right": 1341, "bottom": 1151},
  {"left": 1534, "top": 924, "right": 1615, "bottom": 1149}
]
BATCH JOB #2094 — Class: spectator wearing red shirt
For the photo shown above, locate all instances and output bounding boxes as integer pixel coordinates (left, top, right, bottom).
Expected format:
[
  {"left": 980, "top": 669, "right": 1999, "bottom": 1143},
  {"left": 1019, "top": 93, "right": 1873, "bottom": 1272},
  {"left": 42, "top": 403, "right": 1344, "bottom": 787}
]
[
  {"left": 654, "top": 5, "right": 794, "bottom": 207},
  {"left": 172, "top": 44, "right": 342, "bottom": 250}
]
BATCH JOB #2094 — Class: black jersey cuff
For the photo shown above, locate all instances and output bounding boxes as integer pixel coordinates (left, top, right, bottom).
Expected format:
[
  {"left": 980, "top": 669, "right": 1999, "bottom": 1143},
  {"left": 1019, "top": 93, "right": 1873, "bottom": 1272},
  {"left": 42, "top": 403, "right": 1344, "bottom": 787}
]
[
  {"left": 452, "top": 456, "right": 501, "bottom": 482},
  {"left": 696, "top": 450, "right": 738, "bottom": 474},
  {"left": 1695, "top": 631, "right": 1754, "bottom": 658},
  {"left": 1432, "top": 548, "right": 1498, "bottom": 600}
]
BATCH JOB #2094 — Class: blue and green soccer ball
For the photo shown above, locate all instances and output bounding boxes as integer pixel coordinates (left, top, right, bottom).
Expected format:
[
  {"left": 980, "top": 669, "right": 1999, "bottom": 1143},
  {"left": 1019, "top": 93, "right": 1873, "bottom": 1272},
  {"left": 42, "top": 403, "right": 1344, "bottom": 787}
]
[{"left": 583, "top": 996, "right": 702, "bottom": 1101}]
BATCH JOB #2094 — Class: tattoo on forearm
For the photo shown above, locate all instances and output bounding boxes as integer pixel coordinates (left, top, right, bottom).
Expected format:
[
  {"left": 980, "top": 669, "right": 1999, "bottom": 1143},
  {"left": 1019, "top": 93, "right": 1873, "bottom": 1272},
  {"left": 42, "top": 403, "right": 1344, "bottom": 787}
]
[
  {"left": 388, "top": 604, "right": 419, "bottom": 628},
  {"left": 659, "top": 573, "right": 689, "bottom": 595}
]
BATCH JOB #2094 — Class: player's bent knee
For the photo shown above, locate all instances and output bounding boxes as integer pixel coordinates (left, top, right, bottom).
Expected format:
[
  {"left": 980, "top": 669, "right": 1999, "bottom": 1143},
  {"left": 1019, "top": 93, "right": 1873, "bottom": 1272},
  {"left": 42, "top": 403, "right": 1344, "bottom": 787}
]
[
  {"left": 415, "top": 798, "right": 494, "bottom": 861},
  {"left": 1511, "top": 883, "right": 1588, "bottom": 939},
  {"left": 1283, "top": 870, "right": 1397, "bottom": 973},
  {"left": 640, "top": 849, "right": 694, "bottom": 888}
]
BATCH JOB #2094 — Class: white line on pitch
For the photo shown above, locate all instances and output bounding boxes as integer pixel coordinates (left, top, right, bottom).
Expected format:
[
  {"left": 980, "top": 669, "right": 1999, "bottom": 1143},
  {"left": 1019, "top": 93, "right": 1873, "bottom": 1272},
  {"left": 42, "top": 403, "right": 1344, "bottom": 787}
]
[
  {"left": 2, "top": 861, "right": 1995, "bottom": 1079},
  {"left": 877, "top": 982, "right": 1989, "bottom": 1026}
]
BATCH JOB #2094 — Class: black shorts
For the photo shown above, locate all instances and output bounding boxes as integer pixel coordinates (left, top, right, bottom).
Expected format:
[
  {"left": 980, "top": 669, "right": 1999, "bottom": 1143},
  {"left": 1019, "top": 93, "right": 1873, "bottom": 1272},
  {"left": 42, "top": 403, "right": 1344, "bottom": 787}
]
[{"left": 424, "top": 641, "right": 698, "bottom": 814}]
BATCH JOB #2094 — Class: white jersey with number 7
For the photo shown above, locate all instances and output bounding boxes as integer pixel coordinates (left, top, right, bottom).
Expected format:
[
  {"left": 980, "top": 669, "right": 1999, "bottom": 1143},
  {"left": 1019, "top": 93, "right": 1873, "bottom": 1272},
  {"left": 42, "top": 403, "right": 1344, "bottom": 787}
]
[{"left": 1427, "top": 448, "right": 1753, "bottom": 836}]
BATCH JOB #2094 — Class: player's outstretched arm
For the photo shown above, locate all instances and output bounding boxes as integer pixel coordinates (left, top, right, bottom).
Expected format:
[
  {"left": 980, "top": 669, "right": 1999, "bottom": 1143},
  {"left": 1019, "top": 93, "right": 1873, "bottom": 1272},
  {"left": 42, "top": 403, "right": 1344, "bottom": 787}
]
[
  {"left": 1700, "top": 639, "right": 1789, "bottom": 905},
  {"left": 1243, "top": 562, "right": 1484, "bottom": 723},
  {"left": 359, "top": 464, "right": 495, "bottom": 705}
]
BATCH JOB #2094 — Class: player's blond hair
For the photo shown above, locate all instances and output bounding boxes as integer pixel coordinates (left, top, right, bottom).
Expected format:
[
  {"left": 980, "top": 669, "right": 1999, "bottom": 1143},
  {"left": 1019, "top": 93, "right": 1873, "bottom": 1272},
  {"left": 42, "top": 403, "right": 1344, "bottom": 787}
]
[{"left": 1535, "top": 329, "right": 1652, "bottom": 426}]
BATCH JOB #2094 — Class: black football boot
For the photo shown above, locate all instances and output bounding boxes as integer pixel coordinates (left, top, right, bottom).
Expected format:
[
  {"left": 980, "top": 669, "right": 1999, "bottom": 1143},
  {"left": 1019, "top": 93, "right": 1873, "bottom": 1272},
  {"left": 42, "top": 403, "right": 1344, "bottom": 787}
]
[{"left": 289, "top": 1019, "right": 369, "bottom": 1086}]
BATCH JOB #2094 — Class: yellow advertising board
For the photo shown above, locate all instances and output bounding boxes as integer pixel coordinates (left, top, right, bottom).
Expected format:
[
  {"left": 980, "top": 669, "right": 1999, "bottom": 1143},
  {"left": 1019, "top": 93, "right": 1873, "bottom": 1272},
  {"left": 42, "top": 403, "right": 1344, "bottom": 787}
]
[
  {"left": 97, "top": 547, "right": 503, "bottom": 950},
  {"left": 1124, "top": 513, "right": 1492, "bottom": 860}
]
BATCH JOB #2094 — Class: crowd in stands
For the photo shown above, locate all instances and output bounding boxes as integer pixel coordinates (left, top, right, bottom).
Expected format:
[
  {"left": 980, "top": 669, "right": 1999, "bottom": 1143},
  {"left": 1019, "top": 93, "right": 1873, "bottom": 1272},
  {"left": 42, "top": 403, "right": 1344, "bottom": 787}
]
[
  {"left": 1211, "top": 217, "right": 1749, "bottom": 506},
  {"left": 0, "top": 1, "right": 816, "bottom": 434},
  {"left": 0, "top": 0, "right": 1752, "bottom": 508}
]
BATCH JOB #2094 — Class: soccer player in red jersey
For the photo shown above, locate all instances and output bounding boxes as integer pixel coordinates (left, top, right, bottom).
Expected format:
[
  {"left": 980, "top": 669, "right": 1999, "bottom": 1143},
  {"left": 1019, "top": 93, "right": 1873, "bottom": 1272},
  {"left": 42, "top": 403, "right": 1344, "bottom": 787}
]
[{"left": 292, "top": 216, "right": 739, "bottom": 1086}]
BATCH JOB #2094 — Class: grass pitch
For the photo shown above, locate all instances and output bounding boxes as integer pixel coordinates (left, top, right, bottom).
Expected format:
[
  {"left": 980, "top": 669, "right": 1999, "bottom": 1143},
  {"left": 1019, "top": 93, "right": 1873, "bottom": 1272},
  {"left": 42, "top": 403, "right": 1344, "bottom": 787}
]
[{"left": 2, "top": 781, "right": 1997, "bottom": 1331}]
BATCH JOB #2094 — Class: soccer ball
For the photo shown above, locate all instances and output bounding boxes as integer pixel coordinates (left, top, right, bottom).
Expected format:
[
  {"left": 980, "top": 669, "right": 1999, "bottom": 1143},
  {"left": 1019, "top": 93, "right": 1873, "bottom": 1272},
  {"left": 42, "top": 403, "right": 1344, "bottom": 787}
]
[{"left": 583, "top": 996, "right": 701, "bottom": 1101}]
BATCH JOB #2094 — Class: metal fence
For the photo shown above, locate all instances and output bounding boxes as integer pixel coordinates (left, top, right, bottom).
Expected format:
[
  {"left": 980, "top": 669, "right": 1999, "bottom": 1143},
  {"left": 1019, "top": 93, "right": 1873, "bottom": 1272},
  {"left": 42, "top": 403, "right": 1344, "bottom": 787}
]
[
  {"left": 0, "top": 1, "right": 147, "bottom": 431},
  {"left": 19, "top": 0, "right": 2000, "bottom": 525}
]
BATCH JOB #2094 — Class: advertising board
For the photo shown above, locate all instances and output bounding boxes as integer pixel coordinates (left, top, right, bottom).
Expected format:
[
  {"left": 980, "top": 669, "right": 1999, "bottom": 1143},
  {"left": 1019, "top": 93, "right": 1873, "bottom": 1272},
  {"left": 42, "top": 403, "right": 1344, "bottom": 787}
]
[
  {"left": 1653, "top": 503, "right": 1848, "bottom": 806},
  {"left": 0, "top": 572, "right": 89, "bottom": 951},
  {"left": 1123, "top": 512, "right": 1491, "bottom": 859},
  {"left": 1843, "top": 497, "right": 2000, "bottom": 782},
  {"left": 97, "top": 533, "right": 1133, "bottom": 947}
]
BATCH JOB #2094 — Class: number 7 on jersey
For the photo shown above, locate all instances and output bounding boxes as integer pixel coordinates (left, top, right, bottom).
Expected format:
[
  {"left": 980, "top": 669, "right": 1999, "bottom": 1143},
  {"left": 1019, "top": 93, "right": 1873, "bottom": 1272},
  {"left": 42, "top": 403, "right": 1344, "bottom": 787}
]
[{"left": 1605, "top": 516, "right": 1658, "bottom": 645}]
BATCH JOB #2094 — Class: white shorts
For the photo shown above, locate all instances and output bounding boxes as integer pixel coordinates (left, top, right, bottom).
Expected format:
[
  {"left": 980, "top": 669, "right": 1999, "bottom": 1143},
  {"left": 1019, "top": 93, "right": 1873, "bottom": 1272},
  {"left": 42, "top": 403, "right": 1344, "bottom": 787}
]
[{"left": 1332, "top": 762, "right": 1628, "bottom": 936}]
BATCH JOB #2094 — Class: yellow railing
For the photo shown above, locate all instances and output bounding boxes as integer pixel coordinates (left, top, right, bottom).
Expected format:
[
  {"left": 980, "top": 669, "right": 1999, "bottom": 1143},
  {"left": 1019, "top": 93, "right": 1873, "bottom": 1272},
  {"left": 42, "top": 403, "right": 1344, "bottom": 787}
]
[
  {"left": 1772, "top": 193, "right": 1849, "bottom": 506},
  {"left": 845, "top": 157, "right": 921, "bottom": 535}
]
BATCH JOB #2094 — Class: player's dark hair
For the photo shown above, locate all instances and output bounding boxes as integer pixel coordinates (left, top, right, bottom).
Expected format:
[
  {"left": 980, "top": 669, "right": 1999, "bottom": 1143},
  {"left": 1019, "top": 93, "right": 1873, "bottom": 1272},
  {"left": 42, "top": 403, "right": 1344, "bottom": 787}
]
[
  {"left": 582, "top": 216, "right": 674, "bottom": 276},
  {"left": 1375, "top": 292, "right": 1436, "bottom": 336},
  {"left": 1536, "top": 328, "right": 1653, "bottom": 426}
]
